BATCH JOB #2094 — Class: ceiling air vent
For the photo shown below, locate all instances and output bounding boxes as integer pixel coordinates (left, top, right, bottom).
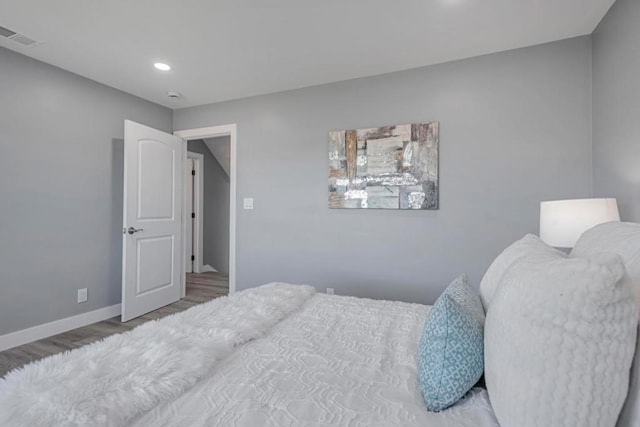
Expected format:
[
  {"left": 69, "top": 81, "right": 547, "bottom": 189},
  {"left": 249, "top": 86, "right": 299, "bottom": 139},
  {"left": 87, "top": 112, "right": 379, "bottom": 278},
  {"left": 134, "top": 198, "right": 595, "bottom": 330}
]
[
  {"left": 0, "top": 25, "right": 38, "bottom": 47},
  {"left": 11, "top": 34, "right": 37, "bottom": 46},
  {"left": 0, "top": 26, "right": 16, "bottom": 38}
]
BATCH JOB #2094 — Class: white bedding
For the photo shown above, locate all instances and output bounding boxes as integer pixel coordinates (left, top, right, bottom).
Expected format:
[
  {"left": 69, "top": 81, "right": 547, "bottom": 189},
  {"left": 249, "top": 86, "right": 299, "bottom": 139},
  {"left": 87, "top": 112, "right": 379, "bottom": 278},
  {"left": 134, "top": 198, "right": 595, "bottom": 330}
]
[
  {"left": 131, "top": 293, "right": 499, "bottom": 427},
  {"left": 0, "top": 283, "right": 316, "bottom": 426}
]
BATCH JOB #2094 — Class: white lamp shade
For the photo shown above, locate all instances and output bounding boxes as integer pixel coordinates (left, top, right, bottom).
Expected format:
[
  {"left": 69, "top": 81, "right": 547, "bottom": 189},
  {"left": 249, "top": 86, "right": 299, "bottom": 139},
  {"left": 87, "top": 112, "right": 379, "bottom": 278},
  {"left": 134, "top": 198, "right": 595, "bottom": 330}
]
[{"left": 540, "top": 198, "right": 620, "bottom": 248}]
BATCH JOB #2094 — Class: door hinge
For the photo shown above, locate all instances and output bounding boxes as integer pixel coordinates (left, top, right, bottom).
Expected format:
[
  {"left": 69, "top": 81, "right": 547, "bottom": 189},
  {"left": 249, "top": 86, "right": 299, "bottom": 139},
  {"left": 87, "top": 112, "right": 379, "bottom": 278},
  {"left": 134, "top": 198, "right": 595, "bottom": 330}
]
[
  {"left": 191, "top": 255, "right": 195, "bottom": 261},
  {"left": 191, "top": 212, "right": 195, "bottom": 219},
  {"left": 192, "top": 170, "right": 195, "bottom": 176}
]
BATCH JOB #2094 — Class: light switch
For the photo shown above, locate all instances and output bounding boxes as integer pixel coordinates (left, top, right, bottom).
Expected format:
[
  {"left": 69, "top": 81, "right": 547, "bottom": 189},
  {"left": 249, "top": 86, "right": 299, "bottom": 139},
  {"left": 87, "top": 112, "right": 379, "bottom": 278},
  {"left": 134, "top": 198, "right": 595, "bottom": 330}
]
[{"left": 243, "top": 198, "right": 254, "bottom": 210}]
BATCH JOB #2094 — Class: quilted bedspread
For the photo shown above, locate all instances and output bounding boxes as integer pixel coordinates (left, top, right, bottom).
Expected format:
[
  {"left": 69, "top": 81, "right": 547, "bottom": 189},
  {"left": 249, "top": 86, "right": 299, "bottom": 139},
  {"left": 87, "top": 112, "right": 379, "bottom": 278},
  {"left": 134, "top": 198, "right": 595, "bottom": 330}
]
[{"left": 130, "top": 293, "right": 499, "bottom": 427}]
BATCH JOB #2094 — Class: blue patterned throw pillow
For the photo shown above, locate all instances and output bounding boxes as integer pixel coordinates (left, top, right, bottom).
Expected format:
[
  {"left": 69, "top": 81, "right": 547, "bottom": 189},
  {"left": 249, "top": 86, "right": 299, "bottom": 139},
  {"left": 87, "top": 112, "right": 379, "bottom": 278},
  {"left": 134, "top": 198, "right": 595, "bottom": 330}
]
[{"left": 417, "top": 274, "right": 485, "bottom": 412}]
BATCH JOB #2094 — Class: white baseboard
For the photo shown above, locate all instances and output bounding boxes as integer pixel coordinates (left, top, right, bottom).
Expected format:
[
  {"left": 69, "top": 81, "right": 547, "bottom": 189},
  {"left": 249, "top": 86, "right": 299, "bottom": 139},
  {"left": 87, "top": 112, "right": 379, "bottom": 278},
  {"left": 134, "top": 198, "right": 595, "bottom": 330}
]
[{"left": 0, "top": 304, "right": 122, "bottom": 352}]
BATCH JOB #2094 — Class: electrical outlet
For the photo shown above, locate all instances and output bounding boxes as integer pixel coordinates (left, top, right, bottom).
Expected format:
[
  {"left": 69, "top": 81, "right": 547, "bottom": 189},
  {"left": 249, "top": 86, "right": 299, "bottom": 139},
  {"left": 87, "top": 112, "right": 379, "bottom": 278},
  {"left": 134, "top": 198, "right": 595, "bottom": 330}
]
[
  {"left": 326, "top": 288, "right": 335, "bottom": 295},
  {"left": 77, "top": 288, "right": 88, "bottom": 303},
  {"left": 243, "top": 198, "right": 254, "bottom": 210}
]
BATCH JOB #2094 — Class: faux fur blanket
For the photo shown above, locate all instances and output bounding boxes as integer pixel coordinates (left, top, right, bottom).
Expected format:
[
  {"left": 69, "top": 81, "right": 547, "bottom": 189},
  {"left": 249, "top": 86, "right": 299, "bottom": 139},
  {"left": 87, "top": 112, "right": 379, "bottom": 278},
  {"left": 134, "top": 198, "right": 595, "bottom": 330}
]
[{"left": 0, "top": 283, "right": 315, "bottom": 427}]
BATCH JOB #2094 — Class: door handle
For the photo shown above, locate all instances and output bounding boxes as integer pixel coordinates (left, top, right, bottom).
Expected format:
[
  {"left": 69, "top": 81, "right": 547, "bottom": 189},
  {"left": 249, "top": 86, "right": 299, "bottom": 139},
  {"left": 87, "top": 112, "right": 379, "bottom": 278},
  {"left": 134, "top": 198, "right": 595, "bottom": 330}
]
[{"left": 127, "top": 227, "right": 144, "bottom": 235}]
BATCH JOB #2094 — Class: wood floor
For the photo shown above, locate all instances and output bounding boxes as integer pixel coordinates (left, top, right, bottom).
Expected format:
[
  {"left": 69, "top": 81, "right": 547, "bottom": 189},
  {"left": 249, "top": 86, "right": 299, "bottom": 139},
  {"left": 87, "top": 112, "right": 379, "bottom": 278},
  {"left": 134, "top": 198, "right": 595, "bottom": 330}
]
[{"left": 0, "top": 272, "right": 228, "bottom": 377}]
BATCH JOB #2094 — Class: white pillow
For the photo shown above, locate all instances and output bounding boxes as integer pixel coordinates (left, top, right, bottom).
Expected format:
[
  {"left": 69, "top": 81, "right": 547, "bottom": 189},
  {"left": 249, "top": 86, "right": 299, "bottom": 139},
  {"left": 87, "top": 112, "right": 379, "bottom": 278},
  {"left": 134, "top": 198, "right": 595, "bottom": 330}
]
[
  {"left": 570, "top": 221, "right": 640, "bottom": 427},
  {"left": 617, "top": 332, "right": 640, "bottom": 427},
  {"left": 485, "top": 250, "right": 637, "bottom": 427},
  {"left": 571, "top": 221, "right": 640, "bottom": 311},
  {"left": 479, "top": 234, "right": 565, "bottom": 311}
]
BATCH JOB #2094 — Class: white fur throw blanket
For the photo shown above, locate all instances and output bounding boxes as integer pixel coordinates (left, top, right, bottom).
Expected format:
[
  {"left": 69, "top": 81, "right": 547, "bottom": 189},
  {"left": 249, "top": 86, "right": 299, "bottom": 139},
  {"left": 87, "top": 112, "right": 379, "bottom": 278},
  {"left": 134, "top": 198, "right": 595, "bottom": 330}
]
[{"left": 0, "top": 283, "right": 315, "bottom": 427}]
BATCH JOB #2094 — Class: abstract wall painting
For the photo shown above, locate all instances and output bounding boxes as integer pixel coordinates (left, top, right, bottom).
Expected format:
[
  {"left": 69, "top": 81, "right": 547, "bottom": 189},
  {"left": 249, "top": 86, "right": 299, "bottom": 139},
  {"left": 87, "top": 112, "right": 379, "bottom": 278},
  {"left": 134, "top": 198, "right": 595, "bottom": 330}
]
[{"left": 328, "top": 122, "right": 439, "bottom": 210}]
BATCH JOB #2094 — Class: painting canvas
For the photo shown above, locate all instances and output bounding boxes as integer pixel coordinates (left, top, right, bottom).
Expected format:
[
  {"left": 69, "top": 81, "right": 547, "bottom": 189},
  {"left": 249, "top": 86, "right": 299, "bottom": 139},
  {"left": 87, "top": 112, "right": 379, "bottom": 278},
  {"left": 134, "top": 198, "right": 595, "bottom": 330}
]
[{"left": 328, "top": 122, "right": 439, "bottom": 210}]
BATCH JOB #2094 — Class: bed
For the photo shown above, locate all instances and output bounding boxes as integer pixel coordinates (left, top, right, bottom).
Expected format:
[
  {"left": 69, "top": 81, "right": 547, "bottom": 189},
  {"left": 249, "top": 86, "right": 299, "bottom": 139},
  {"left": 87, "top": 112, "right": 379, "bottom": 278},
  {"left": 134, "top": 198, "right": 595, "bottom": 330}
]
[
  {"left": 130, "top": 293, "right": 498, "bottom": 427},
  {"left": 2, "top": 221, "right": 640, "bottom": 427},
  {"left": 0, "top": 284, "right": 498, "bottom": 427}
]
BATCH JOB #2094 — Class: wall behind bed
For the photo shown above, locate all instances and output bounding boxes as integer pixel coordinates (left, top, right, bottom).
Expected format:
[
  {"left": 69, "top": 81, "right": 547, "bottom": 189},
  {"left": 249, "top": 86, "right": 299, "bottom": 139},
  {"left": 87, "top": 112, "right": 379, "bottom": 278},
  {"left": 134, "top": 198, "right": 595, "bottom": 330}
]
[
  {"left": 592, "top": 0, "right": 640, "bottom": 222},
  {"left": 175, "top": 36, "right": 593, "bottom": 305}
]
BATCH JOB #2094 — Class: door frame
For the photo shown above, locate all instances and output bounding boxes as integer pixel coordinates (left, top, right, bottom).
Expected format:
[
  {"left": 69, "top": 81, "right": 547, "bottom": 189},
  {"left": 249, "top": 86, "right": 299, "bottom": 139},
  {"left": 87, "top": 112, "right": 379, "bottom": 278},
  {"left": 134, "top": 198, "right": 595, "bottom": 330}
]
[
  {"left": 175, "top": 124, "right": 237, "bottom": 296},
  {"left": 186, "top": 152, "right": 204, "bottom": 274}
]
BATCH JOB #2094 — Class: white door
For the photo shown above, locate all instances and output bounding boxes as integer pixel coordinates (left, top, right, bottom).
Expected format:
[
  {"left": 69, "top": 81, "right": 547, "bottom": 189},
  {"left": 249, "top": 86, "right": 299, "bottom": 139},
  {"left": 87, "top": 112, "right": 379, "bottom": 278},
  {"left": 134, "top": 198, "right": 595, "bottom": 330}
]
[
  {"left": 185, "top": 158, "right": 194, "bottom": 273},
  {"left": 122, "top": 120, "right": 184, "bottom": 322}
]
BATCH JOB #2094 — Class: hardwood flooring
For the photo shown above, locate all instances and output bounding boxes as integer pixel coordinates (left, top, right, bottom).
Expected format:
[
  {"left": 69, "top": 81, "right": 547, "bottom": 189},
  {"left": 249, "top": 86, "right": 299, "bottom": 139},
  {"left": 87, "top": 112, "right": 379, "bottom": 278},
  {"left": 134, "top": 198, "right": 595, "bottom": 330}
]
[{"left": 0, "top": 272, "right": 228, "bottom": 377}]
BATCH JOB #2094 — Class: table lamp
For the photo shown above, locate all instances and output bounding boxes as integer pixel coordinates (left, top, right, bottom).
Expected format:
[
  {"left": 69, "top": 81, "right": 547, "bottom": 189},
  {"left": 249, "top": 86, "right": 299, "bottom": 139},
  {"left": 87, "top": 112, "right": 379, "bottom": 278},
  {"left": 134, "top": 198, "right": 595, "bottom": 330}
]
[{"left": 539, "top": 198, "right": 620, "bottom": 248}]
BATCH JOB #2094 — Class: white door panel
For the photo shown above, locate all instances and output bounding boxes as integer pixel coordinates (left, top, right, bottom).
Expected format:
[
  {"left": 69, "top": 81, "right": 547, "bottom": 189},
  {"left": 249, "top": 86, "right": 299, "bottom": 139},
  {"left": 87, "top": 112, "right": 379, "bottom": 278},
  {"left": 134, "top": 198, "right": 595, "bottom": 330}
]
[
  {"left": 137, "top": 236, "right": 174, "bottom": 294},
  {"left": 122, "top": 120, "right": 184, "bottom": 322},
  {"left": 138, "top": 140, "right": 175, "bottom": 219}
]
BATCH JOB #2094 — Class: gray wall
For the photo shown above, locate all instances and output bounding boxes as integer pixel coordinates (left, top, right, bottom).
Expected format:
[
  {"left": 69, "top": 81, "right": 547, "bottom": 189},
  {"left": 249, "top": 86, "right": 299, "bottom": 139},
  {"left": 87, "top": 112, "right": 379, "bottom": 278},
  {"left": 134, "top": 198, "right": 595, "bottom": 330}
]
[
  {"left": 204, "top": 137, "right": 231, "bottom": 177},
  {"left": 592, "top": 0, "right": 640, "bottom": 222},
  {"left": 174, "top": 36, "right": 593, "bottom": 304},
  {"left": 187, "top": 138, "right": 230, "bottom": 273},
  {"left": 0, "top": 47, "right": 173, "bottom": 335}
]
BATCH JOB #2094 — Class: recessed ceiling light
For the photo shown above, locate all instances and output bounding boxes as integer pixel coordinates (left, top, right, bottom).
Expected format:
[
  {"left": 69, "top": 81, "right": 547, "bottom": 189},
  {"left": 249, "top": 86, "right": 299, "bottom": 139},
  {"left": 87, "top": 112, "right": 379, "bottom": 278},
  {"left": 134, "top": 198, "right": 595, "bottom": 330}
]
[{"left": 154, "top": 62, "right": 171, "bottom": 71}]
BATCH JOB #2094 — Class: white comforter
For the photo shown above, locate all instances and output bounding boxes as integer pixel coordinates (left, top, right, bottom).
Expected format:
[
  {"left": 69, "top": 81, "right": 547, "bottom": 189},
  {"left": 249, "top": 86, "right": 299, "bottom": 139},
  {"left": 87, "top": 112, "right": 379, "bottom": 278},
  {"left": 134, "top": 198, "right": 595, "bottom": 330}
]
[
  {"left": 131, "top": 293, "right": 499, "bottom": 427},
  {"left": 0, "top": 283, "right": 316, "bottom": 426}
]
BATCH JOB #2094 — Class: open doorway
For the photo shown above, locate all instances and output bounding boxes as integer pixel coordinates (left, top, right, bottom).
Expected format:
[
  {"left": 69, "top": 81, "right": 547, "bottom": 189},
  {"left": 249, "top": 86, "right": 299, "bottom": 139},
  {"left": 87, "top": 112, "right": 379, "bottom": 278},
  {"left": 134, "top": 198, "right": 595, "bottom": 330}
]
[
  {"left": 185, "top": 137, "right": 230, "bottom": 299},
  {"left": 119, "top": 121, "right": 236, "bottom": 322},
  {"left": 175, "top": 124, "right": 237, "bottom": 299}
]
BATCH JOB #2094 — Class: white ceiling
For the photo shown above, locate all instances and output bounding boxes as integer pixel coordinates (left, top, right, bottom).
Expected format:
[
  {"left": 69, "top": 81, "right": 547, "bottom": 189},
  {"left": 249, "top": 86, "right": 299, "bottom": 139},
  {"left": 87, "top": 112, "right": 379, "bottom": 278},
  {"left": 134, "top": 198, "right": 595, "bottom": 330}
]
[{"left": 1, "top": 0, "right": 615, "bottom": 109}]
